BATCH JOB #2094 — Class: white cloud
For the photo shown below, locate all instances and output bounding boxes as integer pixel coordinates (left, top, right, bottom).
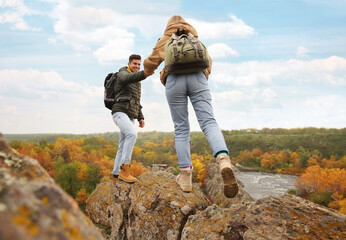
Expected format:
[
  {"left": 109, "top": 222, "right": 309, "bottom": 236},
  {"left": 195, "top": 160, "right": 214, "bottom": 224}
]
[
  {"left": 49, "top": 1, "right": 254, "bottom": 64},
  {"left": 208, "top": 43, "right": 239, "bottom": 59},
  {"left": 212, "top": 88, "right": 278, "bottom": 111},
  {"left": 138, "top": 102, "right": 173, "bottom": 132},
  {"left": 0, "top": 0, "right": 40, "bottom": 31},
  {"left": 207, "top": 56, "right": 346, "bottom": 130},
  {"left": 211, "top": 93, "right": 346, "bottom": 131},
  {"left": 93, "top": 38, "right": 135, "bottom": 64},
  {"left": 0, "top": 69, "right": 110, "bottom": 133},
  {"left": 50, "top": 1, "right": 165, "bottom": 63},
  {"left": 0, "top": 68, "right": 171, "bottom": 133},
  {"left": 51, "top": 2, "right": 134, "bottom": 51},
  {"left": 187, "top": 15, "right": 255, "bottom": 40},
  {"left": 296, "top": 46, "right": 308, "bottom": 57},
  {"left": 211, "top": 56, "right": 346, "bottom": 87}
]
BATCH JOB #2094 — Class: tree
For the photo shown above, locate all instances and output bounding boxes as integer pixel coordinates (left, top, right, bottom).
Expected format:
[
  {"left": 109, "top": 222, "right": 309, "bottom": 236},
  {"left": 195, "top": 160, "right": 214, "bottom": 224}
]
[
  {"left": 85, "top": 164, "right": 100, "bottom": 194},
  {"left": 191, "top": 154, "right": 206, "bottom": 185},
  {"left": 261, "top": 153, "right": 274, "bottom": 169},
  {"left": 297, "top": 146, "right": 309, "bottom": 168},
  {"left": 76, "top": 188, "right": 89, "bottom": 205},
  {"left": 55, "top": 162, "right": 81, "bottom": 197},
  {"left": 289, "top": 152, "right": 300, "bottom": 167}
]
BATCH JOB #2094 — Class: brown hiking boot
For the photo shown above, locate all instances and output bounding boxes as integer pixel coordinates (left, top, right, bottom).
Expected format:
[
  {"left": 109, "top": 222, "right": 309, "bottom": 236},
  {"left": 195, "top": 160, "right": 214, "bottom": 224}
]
[
  {"left": 216, "top": 154, "right": 239, "bottom": 198},
  {"left": 176, "top": 168, "right": 193, "bottom": 192},
  {"left": 119, "top": 164, "right": 137, "bottom": 183}
]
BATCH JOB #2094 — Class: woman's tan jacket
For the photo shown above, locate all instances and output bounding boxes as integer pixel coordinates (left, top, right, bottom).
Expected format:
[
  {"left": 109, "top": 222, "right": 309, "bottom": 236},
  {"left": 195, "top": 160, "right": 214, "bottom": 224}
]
[{"left": 143, "top": 16, "right": 212, "bottom": 86}]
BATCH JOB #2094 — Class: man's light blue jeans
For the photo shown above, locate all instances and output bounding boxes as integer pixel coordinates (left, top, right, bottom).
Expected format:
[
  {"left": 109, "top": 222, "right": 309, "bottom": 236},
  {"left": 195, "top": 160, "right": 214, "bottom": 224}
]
[
  {"left": 165, "top": 72, "right": 229, "bottom": 168},
  {"left": 112, "top": 112, "right": 137, "bottom": 175}
]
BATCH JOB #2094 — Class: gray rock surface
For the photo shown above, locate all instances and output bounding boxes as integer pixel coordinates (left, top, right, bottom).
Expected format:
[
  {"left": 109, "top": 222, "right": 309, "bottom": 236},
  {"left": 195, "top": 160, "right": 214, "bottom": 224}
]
[
  {"left": 86, "top": 171, "right": 210, "bottom": 240},
  {"left": 0, "top": 133, "right": 105, "bottom": 240},
  {"left": 182, "top": 194, "right": 346, "bottom": 240}
]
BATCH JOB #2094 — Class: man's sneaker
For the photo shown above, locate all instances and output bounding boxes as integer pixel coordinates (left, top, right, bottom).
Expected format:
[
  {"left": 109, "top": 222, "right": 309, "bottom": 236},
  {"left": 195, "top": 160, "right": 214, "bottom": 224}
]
[{"left": 216, "top": 154, "right": 239, "bottom": 198}]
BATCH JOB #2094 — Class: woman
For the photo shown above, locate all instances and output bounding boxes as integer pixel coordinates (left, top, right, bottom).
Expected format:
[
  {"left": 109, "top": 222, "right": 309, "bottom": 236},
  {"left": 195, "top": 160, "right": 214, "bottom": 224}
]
[{"left": 143, "top": 16, "right": 238, "bottom": 198}]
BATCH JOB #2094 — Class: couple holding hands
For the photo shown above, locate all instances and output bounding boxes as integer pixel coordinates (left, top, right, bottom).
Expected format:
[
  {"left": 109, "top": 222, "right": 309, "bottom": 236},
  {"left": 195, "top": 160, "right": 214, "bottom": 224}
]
[{"left": 110, "top": 16, "right": 238, "bottom": 199}]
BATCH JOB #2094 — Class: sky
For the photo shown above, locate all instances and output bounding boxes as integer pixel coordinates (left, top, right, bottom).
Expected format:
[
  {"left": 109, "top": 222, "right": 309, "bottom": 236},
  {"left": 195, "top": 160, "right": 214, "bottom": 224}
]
[{"left": 0, "top": 0, "right": 346, "bottom": 134}]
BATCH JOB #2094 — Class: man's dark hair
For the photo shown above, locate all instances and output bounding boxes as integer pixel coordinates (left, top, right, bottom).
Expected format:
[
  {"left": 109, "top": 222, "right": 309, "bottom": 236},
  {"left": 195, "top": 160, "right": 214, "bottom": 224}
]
[{"left": 129, "top": 54, "right": 141, "bottom": 63}]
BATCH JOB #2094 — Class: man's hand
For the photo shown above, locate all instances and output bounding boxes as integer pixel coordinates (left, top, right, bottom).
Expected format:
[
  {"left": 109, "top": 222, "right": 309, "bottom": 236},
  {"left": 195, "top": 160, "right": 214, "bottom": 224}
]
[
  {"left": 144, "top": 71, "right": 154, "bottom": 77},
  {"left": 139, "top": 119, "right": 145, "bottom": 128}
]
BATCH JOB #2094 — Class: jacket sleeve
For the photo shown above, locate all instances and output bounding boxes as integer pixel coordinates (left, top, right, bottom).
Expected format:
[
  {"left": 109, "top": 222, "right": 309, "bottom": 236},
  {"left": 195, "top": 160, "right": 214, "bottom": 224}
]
[
  {"left": 137, "top": 106, "right": 144, "bottom": 121},
  {"left": 143, "top": 36, "right": 168, "bottom": 73},
  {"left": 203, "top": 55, "right": 212, "bottom": 79},
  {"left": 117, "top": 70, "right": 146, "bottom": 86}
]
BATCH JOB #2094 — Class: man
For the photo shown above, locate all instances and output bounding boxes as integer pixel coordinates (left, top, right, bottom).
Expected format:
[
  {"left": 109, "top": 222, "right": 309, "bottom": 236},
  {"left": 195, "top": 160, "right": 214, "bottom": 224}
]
[
  {"left": 143, "top": 16, "right": 238, "bottom": 198},
  {"left": 112, "top": 54, "right": 153, "bottom": 183}
]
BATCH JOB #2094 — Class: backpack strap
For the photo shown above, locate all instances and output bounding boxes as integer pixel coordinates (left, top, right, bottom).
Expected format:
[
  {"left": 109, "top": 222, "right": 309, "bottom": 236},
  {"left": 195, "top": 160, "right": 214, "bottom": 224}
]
[
  {"left": 186, "top": 34, "right": 198, "bottom": 57},
  {"left": 187, "top": 34, "right": 203, "bottom": 58},
  {"left": 172, "top": 33, "right": 180, "bottom": 61}
]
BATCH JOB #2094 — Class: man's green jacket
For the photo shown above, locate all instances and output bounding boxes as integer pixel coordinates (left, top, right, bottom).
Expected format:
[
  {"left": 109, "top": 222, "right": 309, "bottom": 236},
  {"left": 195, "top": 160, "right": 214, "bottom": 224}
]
[{"left": 111, "top": 66, "right": 147, "bottom": 120}]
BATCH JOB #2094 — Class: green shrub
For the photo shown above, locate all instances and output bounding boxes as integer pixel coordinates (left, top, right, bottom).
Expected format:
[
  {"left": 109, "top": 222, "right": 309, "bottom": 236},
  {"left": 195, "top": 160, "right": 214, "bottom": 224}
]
[
  {"left": 287, "top": 189, "right": 296, "bottom": 195},
  {"left": 308, "top": 192, "right": 332, "bottom": 207}
]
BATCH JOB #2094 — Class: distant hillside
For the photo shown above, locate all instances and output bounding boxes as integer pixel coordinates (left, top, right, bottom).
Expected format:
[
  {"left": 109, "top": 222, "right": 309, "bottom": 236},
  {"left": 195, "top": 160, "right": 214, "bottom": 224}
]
[{"left": 4, "top": 127, "right": 346, "bottom": 158}]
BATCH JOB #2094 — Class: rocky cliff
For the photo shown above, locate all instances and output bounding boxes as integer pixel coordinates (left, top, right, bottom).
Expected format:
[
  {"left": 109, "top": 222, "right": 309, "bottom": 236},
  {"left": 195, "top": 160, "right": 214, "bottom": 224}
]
[
  {"left": 0, "top": 133, "right": 105, "bottom": 240},
  {"left": 86, "top": 170, "right": 345, "bottom": 240},
  {"left": 1, "top": 133, "right": 345, "bottom": 240}
]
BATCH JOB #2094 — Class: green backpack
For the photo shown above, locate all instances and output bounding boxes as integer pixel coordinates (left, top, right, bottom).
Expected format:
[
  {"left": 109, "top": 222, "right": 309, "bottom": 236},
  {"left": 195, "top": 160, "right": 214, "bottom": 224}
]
[{"left": 164, "top": 32, "right": 209, "bottom": 74}]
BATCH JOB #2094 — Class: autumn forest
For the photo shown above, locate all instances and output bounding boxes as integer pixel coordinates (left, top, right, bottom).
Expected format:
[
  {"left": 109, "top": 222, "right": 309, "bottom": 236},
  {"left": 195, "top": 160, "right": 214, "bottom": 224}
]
[{"left": 5, "top": 127, "right": 346, "bottom": 214}]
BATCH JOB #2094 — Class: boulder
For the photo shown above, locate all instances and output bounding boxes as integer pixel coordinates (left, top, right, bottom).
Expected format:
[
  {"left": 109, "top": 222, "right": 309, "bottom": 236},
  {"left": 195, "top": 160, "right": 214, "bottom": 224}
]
[
  {"left": 86, "top": 171, "right": 211, "bottom": 240},
  {"left": 86, "top": 180, "right": 132, "bottom": 240},
  {"left": 0, "top": 133, "right": 105, "bottom": 240},
  {"left": 182, "top": 194, "right": 346, "bottom": 239}
]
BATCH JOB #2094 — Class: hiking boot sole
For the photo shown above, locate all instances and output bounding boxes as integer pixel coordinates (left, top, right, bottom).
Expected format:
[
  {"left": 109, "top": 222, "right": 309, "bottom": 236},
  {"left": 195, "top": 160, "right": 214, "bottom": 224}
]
[
  {"left": 180, "top": 186, "right": 192, "bottom": 192},
  {"left": 221, "top": 167, "right": 239, "bottom": 198},
  {"left": 119, "top": 177, "right": 137, "bottom": 183}
]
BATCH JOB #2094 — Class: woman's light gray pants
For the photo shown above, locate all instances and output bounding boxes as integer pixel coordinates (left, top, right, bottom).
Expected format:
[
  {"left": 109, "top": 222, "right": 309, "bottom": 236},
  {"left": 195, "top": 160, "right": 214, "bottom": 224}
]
[{"left": 165, "top": 72, "right": 228, "bottom": 168}]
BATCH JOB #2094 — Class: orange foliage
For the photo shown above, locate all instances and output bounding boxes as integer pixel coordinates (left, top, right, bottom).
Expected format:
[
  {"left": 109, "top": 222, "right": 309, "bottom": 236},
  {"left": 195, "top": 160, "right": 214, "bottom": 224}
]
[
  {"left": 329, "top": 198, "right": 346, "bottom": 214},
  {"left": 191, "top": 154, "right": 207, "bottom": 185},
  {"left": 296, "top": 166, "right": 346, "bottom": 196},
  {"left": 132, "top": 146, "right": 142, "bottom": 159},
  {"left": 76, "top": 163, "right": 88, "bottom": 181},
  {"left": 307, "top": 157, "right": 319, "bottom": 167},
  {"left": 75, "top": 189, "right": 89, "bottom": 204},
  {"left": 279, "top": 166, "right": 304, "bottom": 175},
  {"left": 329, "top": 192, "right": 346, "bottom": 213},
  {"left": 98, "top": 156, "right": 113, "bottom": 178},
  {"left": 251, "top": 148, "right": 263, "bottom": 158},
  {"left": 289, "top": 152, "right": 300, "bottom": 167},
  {"left": 143, "top": 142, "right": 158, "bottom": 150},
  {"left": 321, "top": 156, "right": 345, "bottom": 169},
  {"left": 261, "top": 152, "right": 274, "bottom": 169},
  {"left": 296, "top": 166, "right": 346, "bottom": 214},
  {"left": 237, "top": 150, "right": 253, "bottom": 163},
  {"left": 130, "top": 160, "right": 148, "bottom": 178}
]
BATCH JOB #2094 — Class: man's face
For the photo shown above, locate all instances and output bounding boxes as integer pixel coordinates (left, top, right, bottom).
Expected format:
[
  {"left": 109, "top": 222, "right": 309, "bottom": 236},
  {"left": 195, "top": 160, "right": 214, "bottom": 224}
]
[{"left": 128, "top": 59, "right": 141, "bottom": 73}]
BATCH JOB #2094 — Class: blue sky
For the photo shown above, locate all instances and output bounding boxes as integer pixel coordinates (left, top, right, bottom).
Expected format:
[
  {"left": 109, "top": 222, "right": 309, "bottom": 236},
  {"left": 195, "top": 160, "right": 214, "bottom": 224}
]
[{"left": 1, "top": 0, "right": 345, "bottom": 134}]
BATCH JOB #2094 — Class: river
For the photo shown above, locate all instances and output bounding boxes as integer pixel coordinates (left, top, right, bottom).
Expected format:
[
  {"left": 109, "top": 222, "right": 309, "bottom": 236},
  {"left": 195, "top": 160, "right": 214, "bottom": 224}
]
[{"left": 235, "top": 171, "right": 298, "bottom": 200}]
